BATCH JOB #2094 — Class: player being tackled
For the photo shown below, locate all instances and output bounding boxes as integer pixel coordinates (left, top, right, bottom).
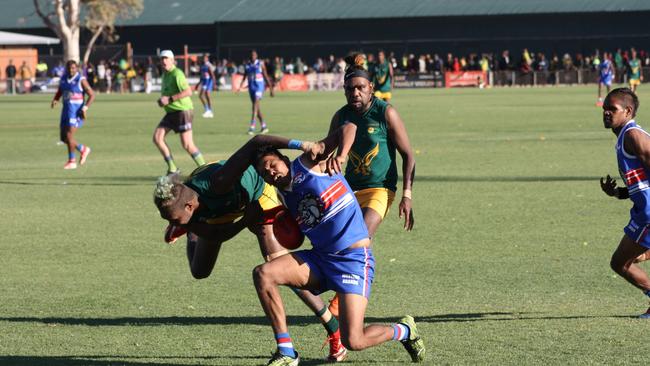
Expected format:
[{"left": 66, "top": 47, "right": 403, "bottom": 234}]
[{"left": 211, "top": 126, "right": 425, "bottom": 364}]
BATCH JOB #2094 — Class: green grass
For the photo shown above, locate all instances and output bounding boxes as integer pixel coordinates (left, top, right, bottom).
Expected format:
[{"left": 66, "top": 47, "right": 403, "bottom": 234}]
[{"left": 1, "top": 86, "right": 649, "bottom": 365}]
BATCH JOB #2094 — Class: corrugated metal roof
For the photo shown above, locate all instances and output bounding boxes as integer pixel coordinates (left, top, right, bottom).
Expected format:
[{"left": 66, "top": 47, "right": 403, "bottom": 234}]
[
  {"left": 2, "top": 0, "right": 650, "bottom": 29},
  {"left": 0, "top": 30, "right": 59, "bottom": 45}
]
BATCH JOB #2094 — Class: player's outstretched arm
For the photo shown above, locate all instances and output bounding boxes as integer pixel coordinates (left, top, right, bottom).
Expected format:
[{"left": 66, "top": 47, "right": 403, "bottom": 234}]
[
  {"left": 386, "top": 106, "right": 415, "bottom": 230},
  {"left": 320, "top": 123, "right": 357, "bottom": 175},
  {"left": 210, "top": 135, "right": 314, "bottom": 195}
]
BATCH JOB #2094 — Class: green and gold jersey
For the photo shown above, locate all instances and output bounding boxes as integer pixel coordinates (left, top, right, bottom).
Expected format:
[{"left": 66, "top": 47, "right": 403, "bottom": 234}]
[
  {"left": 372, "top": 61, "right": 392, "bottom": 92},
  {"left": 629, "top": 58, "right": 641, "bottom": 80},
  {"left": 336, "top": 98, "right": 397, "bottom": 191},
  {"left": 161, "top": 65, "right": 193, "bottom": 113},
  {"left": 184, "top": 161, "right": 265, "bottom": 224}
]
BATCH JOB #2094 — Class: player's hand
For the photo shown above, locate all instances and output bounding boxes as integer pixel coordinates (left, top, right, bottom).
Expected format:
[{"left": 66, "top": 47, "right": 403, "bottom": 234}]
[
  {"left": 600, "top": 174, "right": 618, "bottom": 197},
  {"left": 270, "top": 88, "right": 275, "bottom": 98},
  {"left": 159, "top": 96, "right": 171, "bottom": 106},
  {"left": 80, "top": 106, "right": 88, "bottom": 120},
  {"left": 51, "top": 99, "right": 58, "bottom": 108},
  {"left": 326, "top": 155, "right": 346, "bottom": 176},
  {"left": 398, "top": 196, "right": 414, "bottom": 231}
]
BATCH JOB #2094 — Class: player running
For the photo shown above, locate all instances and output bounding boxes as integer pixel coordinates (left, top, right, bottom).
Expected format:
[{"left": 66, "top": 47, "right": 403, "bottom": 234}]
[
  {"left": 597, "top": 52, "right": 615, "bottom": 107},
  {"left": 627, "top": 49, "right": 643, "bottom": 93},
  {"left": 153, "top": 161, "right": 347, "bottom": 362},
  {"left": 195, "top": 54, "right": 216, "bottom": 118},
  {"left": 152, "top": 50, "right": 206, "bottom": 175},
  {"left": 51, "top": 60, "right": 95, "bottom": 170},
  {"left": 370, "top": 50, "right": 394, "bottom": 102},
  {"left": 238, "top": 50, "right": 273, "bottom": 135},
  {"left": 326, "top": 53, "right": 416, "bottom": 317},
  {"left": 211, "top": 131, "right": 425, "bottom": 365},
  {"left": 599, "top": 88, "right": 650, "bottom": 318}
]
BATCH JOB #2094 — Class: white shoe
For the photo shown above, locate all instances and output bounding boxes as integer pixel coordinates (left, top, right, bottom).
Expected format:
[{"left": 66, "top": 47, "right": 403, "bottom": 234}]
[{"left": 202, "top": 110, "right": 214, "bottom": 118}]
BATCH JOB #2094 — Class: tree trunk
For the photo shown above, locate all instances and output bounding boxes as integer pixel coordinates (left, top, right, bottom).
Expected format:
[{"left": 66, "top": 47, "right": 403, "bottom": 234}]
[
  {"left": 83, "top": 25, "right": 105, "bottom": 65},
  {"left": 62, "top": 29, "right": 80, "bottom": 62}
]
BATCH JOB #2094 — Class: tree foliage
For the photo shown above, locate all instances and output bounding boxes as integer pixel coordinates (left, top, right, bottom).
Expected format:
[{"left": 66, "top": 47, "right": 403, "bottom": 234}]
[{"left": 33, "top": 0, "right": 143, "bottom": 63}]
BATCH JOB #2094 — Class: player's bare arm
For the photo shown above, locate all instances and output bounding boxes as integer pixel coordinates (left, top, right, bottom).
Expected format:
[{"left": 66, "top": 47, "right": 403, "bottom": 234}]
[
  {"left": 185, "top": 201, "right": 262, "bottom": 241},
  {"left": 51, "top": 88, "right": 62, "bottom": 108},
  {"left": 389, "top": 62, "right": 395, "bottom": 90},
  {"left": 386, "top": 106, "right": 415, "bottom": 230},
  {"left": 261, "top": 62, "right": 274, "bottom": 97},
  {"left": 80, "top": 78, "right": 95, "bottom": 118},
  {"left": 210, "top": 135, "right": 314, "bottom": 195}
]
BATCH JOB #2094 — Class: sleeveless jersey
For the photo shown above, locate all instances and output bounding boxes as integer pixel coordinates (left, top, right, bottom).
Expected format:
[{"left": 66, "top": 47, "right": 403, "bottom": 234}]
[
  {"left": 60, "top": 72, "right": 85, "bottom": 110},
  {"left": 629, "top": 59, "right": 641, "bottom": 79},
  {"left": 336, "top": 98, "right": 398, "bottom": 191},
  {"left": 200, "top": 62, "right": 213, "bottom": 82},
  {"left": 185, "top": 162, "right": 265, "bottom": 224},
  {"left": 616, "top": 120, "right": 650, "bottom": 223},
  {"left": 245, "top": 59, "right": 265, "bottom": 87},
  {"left": 280, "top": 157, "right": 369, "bottom": 253},
  {"left": 599, "top": 59, "right": 613, "bottom": 78},
  {"left": 372, "top": 61, "right": 392, "bottom": 92}
]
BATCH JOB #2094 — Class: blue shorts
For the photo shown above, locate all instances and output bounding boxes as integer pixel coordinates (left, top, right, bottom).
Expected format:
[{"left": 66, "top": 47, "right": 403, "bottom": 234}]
[
  {"left": 295, "top": 246, "right": 375, "bottom": 298},
  {"left": 201, "top": 79, "right": 213, "bottom": 91},
  {"left": 60, "top": 106, "right": 84, "bottom": 128},
  {"left": 600, "top": 76, "right": 613, "bottom": 86},
  {"left": 624, "top": 218, "right": 650, "bottom": 249},
  {"left": 249, "top": 81, "right": 265, "bottom": 101}
]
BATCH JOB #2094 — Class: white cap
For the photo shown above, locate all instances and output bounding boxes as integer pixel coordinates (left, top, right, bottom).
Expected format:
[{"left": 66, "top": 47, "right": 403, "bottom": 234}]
[{"left": 160, "top": 50, "right": 174, "bottom": 59}]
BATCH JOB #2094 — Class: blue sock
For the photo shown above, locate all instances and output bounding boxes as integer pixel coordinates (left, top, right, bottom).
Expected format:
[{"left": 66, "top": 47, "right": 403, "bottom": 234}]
[
  {"left": 68, "top": 152, "right": 75, "bottom": 161},
  {"left": 76, "top": 144, "right": 84, "bottom": 152},
  {"left": 392, "top": 323, "right": 410, "bottom": 341},
  {"left": 275, "top": 332, "right": 296, "bottom": 358},
  {"left": 250, "top": 120, "right": 256, "bottom": 128}
]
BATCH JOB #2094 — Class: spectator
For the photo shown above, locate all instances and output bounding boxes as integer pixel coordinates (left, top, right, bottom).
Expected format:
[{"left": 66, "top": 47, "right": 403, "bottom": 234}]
[
  {"left": 444, "top": 53, "right": 453, "bottom": 71},
  {"left": 36, "top": 60, "right": 48, "bottom": 78},
  {"left": 536, "top": 53, "right": 548, "bottom": 71},
  {"left": 19, "top": 60, "right": 32, "bottom": 93},
  {"left": 96, "top": 60, "right": 106, "bottom": 92},
  {"left": 5, "top": 59, "right": 16, "bottom": 94},
  {"left": 85, "top": 62, "right": 96, "bottom": 88},
  {"left": 418, "top": 55, "right": 426, "bottom": 73},
  {"left": 52, "top": 61, "right": 65, "bottom": 78},
  {"left": 498, "top": 50, "right": 510, "bottom": 70},
  {"left": 295, "top": 57, "right": 305, "bottom": 75},
  {"left": 285, "top": 59, "right": 295, "bottom": 74}
]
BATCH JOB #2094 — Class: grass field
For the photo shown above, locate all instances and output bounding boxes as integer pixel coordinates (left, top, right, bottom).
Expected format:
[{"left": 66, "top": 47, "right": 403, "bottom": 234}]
[{"left": 1, "top": 86, "right": 649, "bottom": 365}]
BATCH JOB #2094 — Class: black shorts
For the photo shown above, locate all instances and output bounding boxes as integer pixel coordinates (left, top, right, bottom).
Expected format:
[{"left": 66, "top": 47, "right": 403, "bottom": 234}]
[{"left": 158, "top": 110, "right": 193, "bottom": 133}]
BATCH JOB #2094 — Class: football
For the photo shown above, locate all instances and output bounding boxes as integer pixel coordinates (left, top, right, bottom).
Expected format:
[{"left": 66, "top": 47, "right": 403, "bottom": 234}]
[{"left": 272, "top": 209, "right": 305, "bottom": 250}]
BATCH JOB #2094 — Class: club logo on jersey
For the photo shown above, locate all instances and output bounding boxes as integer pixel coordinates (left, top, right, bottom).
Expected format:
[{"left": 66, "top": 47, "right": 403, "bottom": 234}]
[
  {"left": 293, "top": 172, "right": 306, "bottom": 185},
  {"left": 367, "top": 127, "right": 375, "bottom": 134},
  {"left": 348, "top": 143, "right": 380, "bottom": 176},
  {"left": 297, "top": 193, "right": 324, "bottom": 228}
]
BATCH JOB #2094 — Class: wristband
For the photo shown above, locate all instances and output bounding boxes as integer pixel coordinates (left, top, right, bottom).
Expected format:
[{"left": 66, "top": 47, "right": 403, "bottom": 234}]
[
  {"left": 403, "top": 189, "right": 412, "bottom": 199},
  {"left": 82, "top": 106, "right": 89, "bottom": 112},
  {"left": 288, "top": 139, "right": 303, "bottom": 150}
]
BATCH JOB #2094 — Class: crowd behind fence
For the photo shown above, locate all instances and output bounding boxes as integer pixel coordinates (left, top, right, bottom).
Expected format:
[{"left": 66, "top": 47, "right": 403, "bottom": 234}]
[{"left": 2, "top": 47, "right": 649, "bottom": 93}]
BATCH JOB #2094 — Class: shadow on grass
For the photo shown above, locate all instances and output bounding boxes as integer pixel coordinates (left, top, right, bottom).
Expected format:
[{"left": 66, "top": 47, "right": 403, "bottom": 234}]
[
  {"left": 417, "top": 312, "right": 636, "bottom": 323},
  {"left": 414, "top": 175, "right": 601, "bottom": 183},
  {"left": 0, "top": 315, "right": 396, "bottom": 326},
  {"left": 0, "top": 354, "right": 397, "bottom": 366},
  {"left": 0, "top": 355, "right": 267, "bottom": 366},
  {"left": 0, "top": 176, "right": 156, "bottom": 187},
  {"left": 0, "top": 312, "right": 637, "bottom": 328}
]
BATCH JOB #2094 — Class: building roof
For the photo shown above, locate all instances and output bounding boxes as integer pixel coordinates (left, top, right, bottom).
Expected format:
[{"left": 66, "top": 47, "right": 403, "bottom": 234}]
[
  {"left": 3, "top": 0, "right": 650, "bottom": 29},
  {"left": 0, "top": 30, "right": 59, "bottom": 45}
]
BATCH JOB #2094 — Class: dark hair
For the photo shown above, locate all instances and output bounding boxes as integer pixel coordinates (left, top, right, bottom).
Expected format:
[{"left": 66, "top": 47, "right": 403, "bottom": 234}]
[
  {"left": 254, "top": 146, "right": 290, "bottom": 173},
  {"left": 344, "top": 53, "right": 370, "bottom": 82},
  {"left": 65, "top": 60, "right": 77, "bottom": 68},
  {"left": 607, "top": 87, "right": 640, "bottom": 117}
]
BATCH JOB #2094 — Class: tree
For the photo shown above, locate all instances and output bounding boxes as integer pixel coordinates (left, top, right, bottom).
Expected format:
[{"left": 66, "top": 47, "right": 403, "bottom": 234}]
[
  {"left": 33, "top": 0, "right": 143, "bottom": 63},
  {"left": 82, "top": 0, "right": 143, "bottom": 64}
]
